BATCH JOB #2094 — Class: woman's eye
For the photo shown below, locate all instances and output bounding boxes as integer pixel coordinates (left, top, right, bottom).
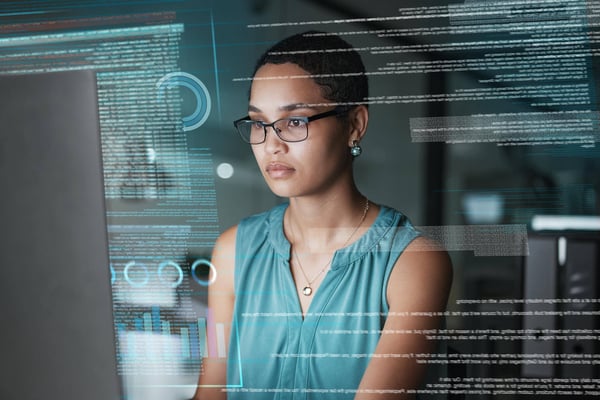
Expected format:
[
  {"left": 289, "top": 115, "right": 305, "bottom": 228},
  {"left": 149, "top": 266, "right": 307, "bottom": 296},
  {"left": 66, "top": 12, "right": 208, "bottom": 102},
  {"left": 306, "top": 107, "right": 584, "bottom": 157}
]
[
  {"left": 250, "top": 121, "right": 263, "bottom": 129},
  {"left": 287, "top": 118, "right": 306, "bottom": 128}
]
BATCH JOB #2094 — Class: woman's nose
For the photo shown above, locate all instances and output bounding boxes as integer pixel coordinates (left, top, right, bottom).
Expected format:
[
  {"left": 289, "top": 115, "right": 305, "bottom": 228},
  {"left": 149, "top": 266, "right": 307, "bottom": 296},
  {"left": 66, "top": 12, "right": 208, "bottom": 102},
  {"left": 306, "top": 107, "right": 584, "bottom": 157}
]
[{"left": 263, "top": 125, "right": 287, "bottom": 153}]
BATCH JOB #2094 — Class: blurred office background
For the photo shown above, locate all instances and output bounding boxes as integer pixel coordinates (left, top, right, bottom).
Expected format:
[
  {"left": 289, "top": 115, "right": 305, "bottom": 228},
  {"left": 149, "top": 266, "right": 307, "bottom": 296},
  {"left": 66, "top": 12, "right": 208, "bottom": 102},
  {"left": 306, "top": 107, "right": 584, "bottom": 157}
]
[{"left": 1, "top": 0, "right": 599, "bottom": 398}]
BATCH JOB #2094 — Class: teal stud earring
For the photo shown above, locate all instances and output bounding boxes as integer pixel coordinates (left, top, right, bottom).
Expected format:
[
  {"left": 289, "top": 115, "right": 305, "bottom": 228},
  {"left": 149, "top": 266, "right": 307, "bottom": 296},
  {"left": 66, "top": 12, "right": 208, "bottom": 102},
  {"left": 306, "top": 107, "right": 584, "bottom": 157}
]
[{"left": 350, "top": 140, "right": 362, "bottom": 157}]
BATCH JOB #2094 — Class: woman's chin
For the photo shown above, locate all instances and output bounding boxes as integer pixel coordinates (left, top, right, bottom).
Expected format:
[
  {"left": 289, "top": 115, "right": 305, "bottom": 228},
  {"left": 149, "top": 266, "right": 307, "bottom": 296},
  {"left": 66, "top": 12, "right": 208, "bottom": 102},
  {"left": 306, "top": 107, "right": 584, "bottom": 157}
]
[{"left": 265, "top": 180, "right": 301, "bottom": 199}]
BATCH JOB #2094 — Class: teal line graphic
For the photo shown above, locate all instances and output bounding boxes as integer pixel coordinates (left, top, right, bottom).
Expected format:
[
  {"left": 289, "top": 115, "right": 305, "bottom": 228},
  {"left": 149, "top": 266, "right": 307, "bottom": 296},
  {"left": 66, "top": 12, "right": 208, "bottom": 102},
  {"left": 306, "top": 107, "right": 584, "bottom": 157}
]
[
  {"left": 0, "top": 11, "right": 47, "bottom": 16},
  {"left": 210, "top": 10, "right": 222, "bottom": 122},
  {"left": 157, "top": 72, "right": 212, "bottom": 131}
]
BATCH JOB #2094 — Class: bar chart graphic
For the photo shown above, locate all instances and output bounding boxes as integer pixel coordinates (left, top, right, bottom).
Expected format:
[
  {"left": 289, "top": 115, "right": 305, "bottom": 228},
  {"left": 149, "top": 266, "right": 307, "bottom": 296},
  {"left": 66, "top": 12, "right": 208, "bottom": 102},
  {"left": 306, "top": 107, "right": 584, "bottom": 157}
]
[{"left": 115, "top": 306, "right": 232, "bottom": 378}]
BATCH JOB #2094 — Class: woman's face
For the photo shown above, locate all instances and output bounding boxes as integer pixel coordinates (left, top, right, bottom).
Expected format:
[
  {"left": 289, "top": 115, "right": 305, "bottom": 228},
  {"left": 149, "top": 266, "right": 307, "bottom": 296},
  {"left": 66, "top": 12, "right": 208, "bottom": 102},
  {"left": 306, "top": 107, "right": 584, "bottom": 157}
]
[{"left": 248, "top": 62, "right": 355, "bottom": 199}]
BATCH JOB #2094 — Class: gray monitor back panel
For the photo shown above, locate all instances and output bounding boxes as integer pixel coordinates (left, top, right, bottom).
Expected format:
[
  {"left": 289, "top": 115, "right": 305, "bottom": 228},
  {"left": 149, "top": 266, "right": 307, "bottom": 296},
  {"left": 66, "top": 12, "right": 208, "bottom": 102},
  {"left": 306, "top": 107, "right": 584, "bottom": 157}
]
[{"left": 0, "top": 70, "right": 122, "bottom": 400}]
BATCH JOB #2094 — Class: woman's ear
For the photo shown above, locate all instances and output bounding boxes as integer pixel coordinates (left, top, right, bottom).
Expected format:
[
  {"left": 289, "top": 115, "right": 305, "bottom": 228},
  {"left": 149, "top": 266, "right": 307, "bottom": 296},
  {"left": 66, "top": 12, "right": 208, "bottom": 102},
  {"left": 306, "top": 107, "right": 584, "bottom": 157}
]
[{"left": 347, "top": 105, "right": 369, "bottom": 145}]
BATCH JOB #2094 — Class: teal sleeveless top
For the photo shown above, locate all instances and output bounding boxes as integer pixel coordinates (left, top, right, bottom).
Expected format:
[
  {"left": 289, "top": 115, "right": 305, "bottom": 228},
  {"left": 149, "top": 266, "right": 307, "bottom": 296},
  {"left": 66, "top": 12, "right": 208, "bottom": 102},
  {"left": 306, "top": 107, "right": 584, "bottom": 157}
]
[{"left": 226, "top": 203, "right": 420, "bottom": 399}]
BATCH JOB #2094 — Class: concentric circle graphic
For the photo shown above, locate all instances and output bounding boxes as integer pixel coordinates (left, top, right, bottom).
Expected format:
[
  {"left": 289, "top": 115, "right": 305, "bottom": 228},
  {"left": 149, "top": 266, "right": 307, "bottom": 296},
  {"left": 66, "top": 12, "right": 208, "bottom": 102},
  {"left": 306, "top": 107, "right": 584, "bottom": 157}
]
[
  {"left": 123, "top": 261, "right": 150, "bottom": 287},
  {"left": 157, "top": 261, "right": 184, "bottom": 288},
  {"left": 110, "top": 263, "right": 116, "bottom": 285},
  {"left": 191, "top": 259, "right": 217, "bottom": 286},
  {"left": 157, "top": 72, "right": 212, "bottom": 131}
]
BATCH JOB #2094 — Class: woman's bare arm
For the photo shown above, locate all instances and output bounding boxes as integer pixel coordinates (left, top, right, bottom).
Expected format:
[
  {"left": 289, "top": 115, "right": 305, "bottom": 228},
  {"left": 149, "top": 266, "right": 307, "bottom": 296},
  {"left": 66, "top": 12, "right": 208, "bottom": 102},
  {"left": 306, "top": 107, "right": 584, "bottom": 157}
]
[
  {"left": 192, "top": 226, "right": 237, "bottom": 400},
  {"left": 356, "top": 236, "right": 453, "bottom": 399}
]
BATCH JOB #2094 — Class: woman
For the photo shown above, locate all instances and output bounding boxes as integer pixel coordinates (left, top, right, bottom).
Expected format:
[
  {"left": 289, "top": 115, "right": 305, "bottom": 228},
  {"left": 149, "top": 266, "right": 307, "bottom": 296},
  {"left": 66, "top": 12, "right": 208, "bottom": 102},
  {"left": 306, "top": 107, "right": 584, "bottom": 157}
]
[{"left": 194, "top": 31, "right": 452, "bottom": 399}]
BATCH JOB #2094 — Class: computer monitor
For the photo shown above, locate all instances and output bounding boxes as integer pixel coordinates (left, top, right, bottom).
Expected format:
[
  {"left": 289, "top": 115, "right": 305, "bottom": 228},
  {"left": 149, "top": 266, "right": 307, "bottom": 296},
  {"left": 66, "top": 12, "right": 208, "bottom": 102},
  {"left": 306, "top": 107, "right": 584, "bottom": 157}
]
[{"left": 0, "top": 70, "right": 122, "bottom": 400}]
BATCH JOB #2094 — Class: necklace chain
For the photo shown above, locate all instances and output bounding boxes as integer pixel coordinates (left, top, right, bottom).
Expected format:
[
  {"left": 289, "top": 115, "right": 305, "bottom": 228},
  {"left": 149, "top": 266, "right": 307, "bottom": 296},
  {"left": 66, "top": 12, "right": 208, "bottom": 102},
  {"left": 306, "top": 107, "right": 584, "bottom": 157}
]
[{"left": 289, "top": 197, "right": 370, "bottom": 296}]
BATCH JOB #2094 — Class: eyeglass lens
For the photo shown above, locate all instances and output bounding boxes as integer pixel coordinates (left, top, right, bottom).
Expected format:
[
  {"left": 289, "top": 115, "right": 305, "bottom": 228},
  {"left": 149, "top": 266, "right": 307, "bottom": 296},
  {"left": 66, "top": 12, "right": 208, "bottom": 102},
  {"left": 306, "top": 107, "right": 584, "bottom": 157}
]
[{"left": 238, "top": 118, "right": 308, "bottom": 144}]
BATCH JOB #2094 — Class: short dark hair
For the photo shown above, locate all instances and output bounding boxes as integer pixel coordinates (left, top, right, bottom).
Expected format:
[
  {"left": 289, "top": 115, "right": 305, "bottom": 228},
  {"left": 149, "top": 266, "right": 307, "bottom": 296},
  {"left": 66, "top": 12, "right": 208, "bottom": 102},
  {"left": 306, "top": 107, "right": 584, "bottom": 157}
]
[{"left": 252, "top": 31, "right": 368, "bottom": 108}]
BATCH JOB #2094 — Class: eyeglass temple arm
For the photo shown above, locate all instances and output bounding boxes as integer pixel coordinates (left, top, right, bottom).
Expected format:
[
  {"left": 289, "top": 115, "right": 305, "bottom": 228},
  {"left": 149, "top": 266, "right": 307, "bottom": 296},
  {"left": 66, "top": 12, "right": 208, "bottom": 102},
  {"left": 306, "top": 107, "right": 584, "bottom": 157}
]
[{"left": 233, "top": 115, "right": 250, "bottom": 127}]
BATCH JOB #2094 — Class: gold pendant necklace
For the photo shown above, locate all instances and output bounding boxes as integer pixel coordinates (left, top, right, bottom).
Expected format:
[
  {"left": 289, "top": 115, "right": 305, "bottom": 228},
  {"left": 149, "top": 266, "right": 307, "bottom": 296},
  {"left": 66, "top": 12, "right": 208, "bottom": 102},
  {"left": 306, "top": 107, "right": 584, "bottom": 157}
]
[{"left": 290, "top": 197, "right": 370, "bottom": 296}]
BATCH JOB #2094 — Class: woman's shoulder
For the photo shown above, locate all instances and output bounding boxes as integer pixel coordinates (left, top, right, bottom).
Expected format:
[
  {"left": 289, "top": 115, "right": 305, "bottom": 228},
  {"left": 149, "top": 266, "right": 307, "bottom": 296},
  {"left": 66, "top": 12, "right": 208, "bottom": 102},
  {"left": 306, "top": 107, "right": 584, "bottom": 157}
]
[
  {"left": 238, "top": 202, "right": 287, "bottom": 230},
  {"left": 213, "top": 224, "right": 238, "bottom": 255},
  {"left": 218, "top": 203, "right": 288, "bottom": 252},
  {"left": 373, "top": 204, "right": 420, "bottom": 243},
  {"left": 375, "top": 204, "right": 414, "bottom": 226},
  {"left": 377, "top": 204, "right": 451, "bottom": 269}
]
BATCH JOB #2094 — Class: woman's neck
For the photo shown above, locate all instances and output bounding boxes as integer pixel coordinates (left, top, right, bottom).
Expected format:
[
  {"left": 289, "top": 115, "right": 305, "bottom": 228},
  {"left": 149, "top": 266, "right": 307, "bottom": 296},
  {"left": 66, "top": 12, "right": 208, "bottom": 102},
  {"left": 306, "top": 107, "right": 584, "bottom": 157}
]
[{"left": 284, "top": 188, "right": 373, "bottom": 253}]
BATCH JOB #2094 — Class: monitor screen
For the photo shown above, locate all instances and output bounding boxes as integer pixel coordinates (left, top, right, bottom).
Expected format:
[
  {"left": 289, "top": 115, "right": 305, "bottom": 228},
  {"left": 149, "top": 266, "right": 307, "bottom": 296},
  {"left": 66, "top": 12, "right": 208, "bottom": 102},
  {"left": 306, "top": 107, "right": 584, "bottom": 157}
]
[{"left": 0, "top": 70, "right": 122, "bottom": 400}]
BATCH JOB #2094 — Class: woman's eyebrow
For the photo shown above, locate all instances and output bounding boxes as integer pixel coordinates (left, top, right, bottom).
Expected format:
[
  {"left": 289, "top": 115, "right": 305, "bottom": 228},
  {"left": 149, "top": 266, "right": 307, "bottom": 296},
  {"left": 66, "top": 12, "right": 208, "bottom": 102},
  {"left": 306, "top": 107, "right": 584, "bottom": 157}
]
[
  {"left": 247, "top": 103, "right": 321, "bottom": 113},
  {"left": 280, "top": 103, "right": 318, "bottom": 111},
  {"left": 248, "top": 105, "right": 261, "bottom": 113}
]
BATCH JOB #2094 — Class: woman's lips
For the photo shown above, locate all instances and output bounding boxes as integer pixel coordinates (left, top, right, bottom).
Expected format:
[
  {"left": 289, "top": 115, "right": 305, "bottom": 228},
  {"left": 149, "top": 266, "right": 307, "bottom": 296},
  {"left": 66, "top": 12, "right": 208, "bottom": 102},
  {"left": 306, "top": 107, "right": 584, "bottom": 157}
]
[{"left": 266, "top": 162, "right": 295, "bottom": 178}]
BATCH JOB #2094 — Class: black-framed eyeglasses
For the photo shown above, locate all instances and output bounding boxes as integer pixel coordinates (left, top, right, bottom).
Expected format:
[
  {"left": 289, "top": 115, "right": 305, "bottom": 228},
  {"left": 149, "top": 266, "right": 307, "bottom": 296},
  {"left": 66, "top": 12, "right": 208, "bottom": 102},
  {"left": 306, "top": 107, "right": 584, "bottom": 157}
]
[{"left": 233, "top": 107, "right": 349, "bottom": 145}]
